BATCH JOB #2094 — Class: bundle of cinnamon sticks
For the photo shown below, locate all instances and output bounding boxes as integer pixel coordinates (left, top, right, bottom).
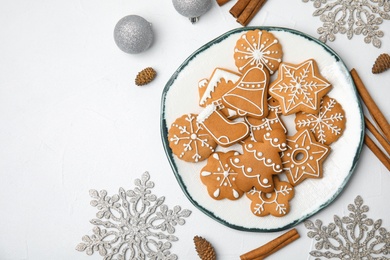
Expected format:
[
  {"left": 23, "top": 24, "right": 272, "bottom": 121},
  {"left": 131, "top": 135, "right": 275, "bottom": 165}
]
[
  {"left": 350, "top": 69, "right": 390, "bottom": 171},
  {"left": 216, "top": 0, "right": 268, "bottom": 26}
]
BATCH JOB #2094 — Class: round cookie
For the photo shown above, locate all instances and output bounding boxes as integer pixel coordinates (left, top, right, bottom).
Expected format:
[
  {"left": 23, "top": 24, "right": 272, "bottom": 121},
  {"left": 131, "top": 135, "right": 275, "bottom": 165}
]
[
  {"left": 281, "top": 128, "right": 331, "bottom": 186},
  {"left": 168, "top": 113, "right": 217, "bottom": 163},
  {"left": 246, "top": 176, "right": 294, "bottom": 217},
  {"left": 269, "top": 59, "right": 332, "bottom": 115},
  {"left": 295, "top": 95, "right": 346, "bottom": 145},
  {"left": 234, "top": 29, "right": 283, "bottom": 75},
  {"left": 200, "top": 151, "right": 244, "bottom": 200}
]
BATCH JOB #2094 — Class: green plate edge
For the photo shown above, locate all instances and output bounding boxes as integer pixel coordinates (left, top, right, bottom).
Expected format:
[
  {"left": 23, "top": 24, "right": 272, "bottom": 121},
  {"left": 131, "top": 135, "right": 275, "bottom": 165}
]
[{"left": 160, "top": 26, "right": 365, "bottom": 232}]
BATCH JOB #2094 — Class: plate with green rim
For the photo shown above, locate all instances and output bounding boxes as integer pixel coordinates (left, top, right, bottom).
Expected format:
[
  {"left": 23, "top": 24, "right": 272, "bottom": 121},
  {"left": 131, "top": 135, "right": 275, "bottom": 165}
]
[{"left": 160, "top": 27, "right": 364, "bottom": 232}]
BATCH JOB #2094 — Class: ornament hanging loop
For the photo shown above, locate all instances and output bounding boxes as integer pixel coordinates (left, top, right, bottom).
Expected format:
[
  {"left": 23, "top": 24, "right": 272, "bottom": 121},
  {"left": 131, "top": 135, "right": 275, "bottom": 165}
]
[{"left": 190, "top": 17, "right": 200, "bottom": 24}]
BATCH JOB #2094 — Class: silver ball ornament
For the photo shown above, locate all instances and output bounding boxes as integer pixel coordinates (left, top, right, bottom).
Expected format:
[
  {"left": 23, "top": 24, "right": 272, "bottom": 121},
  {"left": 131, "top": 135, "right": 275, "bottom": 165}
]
[
  {"left": 172, "top": 0, "right": 212, "bottom": 23},
  {"left": 113, "top": 15, "right": 153, "bottom": 54}
]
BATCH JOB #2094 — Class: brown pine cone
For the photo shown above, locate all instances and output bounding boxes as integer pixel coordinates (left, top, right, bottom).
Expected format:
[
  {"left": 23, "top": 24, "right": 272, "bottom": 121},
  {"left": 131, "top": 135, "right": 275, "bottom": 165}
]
[
  {"left": 194, "top": 236, "right": 216, "bottom": 260},
  {"left": 135, "top": 67, "right": 157, "bottom": 86},
  {"left": 372, "top": 53, "right": 390, "bottom": 74}
]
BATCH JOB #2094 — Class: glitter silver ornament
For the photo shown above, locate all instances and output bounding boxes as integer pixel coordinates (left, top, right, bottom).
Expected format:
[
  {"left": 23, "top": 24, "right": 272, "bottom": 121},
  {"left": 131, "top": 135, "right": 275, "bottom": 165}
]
[
  {"left": 172, "top": 0, "right": 212, "bottom": 23},
  {"left": 113, "top": 15, "right": 153, "bottom": 54}
]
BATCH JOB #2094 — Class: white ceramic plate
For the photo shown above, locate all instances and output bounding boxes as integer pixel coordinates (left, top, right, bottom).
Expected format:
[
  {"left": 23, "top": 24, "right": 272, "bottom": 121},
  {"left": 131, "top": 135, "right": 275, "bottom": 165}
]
[{"left": 161, "top": 27, "right": 364, "bottom": 232}]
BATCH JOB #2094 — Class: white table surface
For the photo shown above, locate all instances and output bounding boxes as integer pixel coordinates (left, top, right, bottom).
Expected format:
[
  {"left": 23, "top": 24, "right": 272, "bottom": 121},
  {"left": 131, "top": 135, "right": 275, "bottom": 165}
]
[{"left": 0, "top": 0, "right": 389, "bottom": 259}]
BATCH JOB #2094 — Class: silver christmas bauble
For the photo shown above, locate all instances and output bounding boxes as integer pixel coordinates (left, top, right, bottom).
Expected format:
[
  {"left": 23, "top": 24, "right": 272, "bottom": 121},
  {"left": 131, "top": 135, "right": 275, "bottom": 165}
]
[
  {"left": 113, "top": 15, "right": 153, "bottom": 54},
  {"left": 172, "top": 0, "right": 212, "bottom": 23}
]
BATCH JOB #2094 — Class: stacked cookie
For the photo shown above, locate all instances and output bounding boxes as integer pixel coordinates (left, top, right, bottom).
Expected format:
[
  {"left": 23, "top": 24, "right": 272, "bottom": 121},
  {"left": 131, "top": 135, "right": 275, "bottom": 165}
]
[{"left": 168, "top": 29, "right": 346, "bottom": 218}]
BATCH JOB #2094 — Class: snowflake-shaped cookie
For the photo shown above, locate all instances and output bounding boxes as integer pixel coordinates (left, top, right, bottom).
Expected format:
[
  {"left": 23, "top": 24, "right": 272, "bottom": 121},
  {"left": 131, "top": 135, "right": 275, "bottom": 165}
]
[
  {"left": 76, "top": 172, "right": 191, "bottom": 260},
  {"left": 281, "top": 128, "right": 331, "bottom": 186},
  {"left": 168, "top": 113, "right": 217, "bottom": 162},
  {"left": 295, "top": 95, "right": 346, "bottom": 145},
  {"left": 246, "top": 176, "right": 294, "bottom": 217},
  {"left": 234, "top": 29, "right": 283, "bottom": 74},
  {"left": 269, "top": 59, "right": 332, "bottom": 115},
  {"left": 302, "top": 0, "right": 390, "bottom": 48},
  {"left": 200, "top": 151, "right": 244, "bottom": 200},
  {"left": 305, "top": 195, "right": 390, "bottom": 259}
]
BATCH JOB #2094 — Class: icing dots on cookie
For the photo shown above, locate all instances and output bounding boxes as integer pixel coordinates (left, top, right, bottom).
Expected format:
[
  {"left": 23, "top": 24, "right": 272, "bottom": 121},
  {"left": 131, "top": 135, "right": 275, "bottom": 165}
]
[
  {"left": 200, "top": 151, "right": 244, "bottom": 200},
  {"left": 269, "top": 59, "right": 332, "bottom": 115},
  {"left": 244, "top": 97, "right": 287, "bottom": 142},
  {"left": 246, "top": 176, "right": 294, "bottom": 217},
  {"left": 234, "top": 29, "right": 283, "bottom": 74},
  {"left": 230, "top": 141, "right": 283, "bottom": 193},
  {"left": 295, "top": 95, "right": 346, "bottom": 145},
  {"left": 168, "top": 113, "right": 217, "bottom": 163},
  {"left": 281, "top": 128, "right": 331, "bottom": 186}
]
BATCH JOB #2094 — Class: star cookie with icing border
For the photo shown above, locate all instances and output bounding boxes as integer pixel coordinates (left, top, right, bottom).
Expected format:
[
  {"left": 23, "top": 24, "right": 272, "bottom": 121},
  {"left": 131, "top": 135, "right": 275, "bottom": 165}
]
[
  {"left": 281, "top": 128, "right": 330, "bottom": 186},
  {"left": 269, "top": 59, "right": 332, "bottom": 115}
]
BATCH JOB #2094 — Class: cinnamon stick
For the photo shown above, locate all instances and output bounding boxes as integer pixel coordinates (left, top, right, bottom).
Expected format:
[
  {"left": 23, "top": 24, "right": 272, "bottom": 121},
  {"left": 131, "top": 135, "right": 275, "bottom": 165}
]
[
  {"left": 237, "top": 0, "right": 267, "bottom": 26},
  {"left": 240, "top": 228, "right": 300, "bottom": 260},
  {"left": 364, "top": 134, "right": 390, "bottom": 171},
  {"left": 365, "top": 116, "right": 390, "bottom": 156},
  {"left": 230, "top": 0, "right": 251, "bottom": 18},
  {"left": 216, "top": 0, "right": 231, "bottom": 6},
  {"left": 350, "top": 68, "right": 390, "bottom": 141}
]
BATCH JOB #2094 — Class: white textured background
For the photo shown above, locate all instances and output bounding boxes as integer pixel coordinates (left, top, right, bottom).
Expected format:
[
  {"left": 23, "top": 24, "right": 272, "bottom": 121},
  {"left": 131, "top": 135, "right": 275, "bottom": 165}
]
[{"left": 0, "top": 0, "right": 389, "bottom": 259}]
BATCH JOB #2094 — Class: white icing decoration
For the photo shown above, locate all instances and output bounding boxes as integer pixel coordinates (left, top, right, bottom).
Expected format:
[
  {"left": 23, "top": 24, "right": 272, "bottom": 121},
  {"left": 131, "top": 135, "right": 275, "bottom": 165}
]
[
  {"left": 170, "top": 114, "right": 215, "bottom": 162},
  {"left": 235, "top": 30, "right": 281, "bottom": 74},
  {"left": 244, "top": 143, "right": 283, "bottom": 173},
  {"left": 282, "top": 129, "right": 330, "bottom": 184},
  {"left": 222, "top": 66, "right": 268, "bottom": 118},
  {"left": 296, "top": 97, "right": 345, "bottom": 144},
  {"left": 269, "top": 59, "right": 331, "bottom": 114},
  {"left": 199, "top": 68, "right": 241, "bottom": 106},
  {"left": 248, "top": 182, "right": 293, "bottom": 216},
  {"left": 201, "top": 171, "right": 212, "bottom": 176}
]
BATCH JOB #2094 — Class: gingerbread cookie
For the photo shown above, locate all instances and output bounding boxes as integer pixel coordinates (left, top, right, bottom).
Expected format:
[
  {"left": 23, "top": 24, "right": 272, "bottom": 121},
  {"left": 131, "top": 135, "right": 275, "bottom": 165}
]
[
  {"left": 200, "top": 151, "right": 244, "bottom": 200},
  {"left": 295, "top": 95, "right": 346, "bottom": 145},
  {"left": 245, "top": 97, "right": 287, "bottom": 142},
  {"left": 281, "top": 128, "right": 331, "bottom": 186},
  {"left": 230, "top": 140, "right": 283, "bottom": 193},
  {"left": 197, "top": 104, "right": 249, "bottom": 147},
  {"left": 198, "top": 68, "right": 241, "bottom": 119},
  {"left": 269, "top": 59, "right": 332, "bottom": 115},
  {"left": 168, "top": 114, "right": 217, "bottom": 163},
  {"left": 234, "top": 29, "right": 283, "bottom": 75},
  {"left": 222, "top": 66, "right": 270, "bottom": 119},
  {"left": 246, "top": 176, "right": 294, "bottom": 217}
]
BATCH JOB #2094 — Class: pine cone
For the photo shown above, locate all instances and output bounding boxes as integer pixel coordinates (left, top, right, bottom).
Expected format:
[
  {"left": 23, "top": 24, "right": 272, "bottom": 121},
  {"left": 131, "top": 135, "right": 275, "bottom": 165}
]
[
  {"left": 372, "top": 53, "right": 390, "bottom": 74},
  {"left": 135, "top": 67, "right": 157, "bottom": 86},
  {"left": 194, "top": 236, "right": 216, "bottom": 260}
]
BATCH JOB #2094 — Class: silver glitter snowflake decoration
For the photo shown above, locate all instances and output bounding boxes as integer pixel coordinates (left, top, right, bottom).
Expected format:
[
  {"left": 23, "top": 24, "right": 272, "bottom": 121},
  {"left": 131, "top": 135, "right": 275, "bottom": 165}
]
[
  {"left": 76, "top": 172, "right": 192, "bottom": 260},
  {"left": 302, "top": 0, "right": 390, "bottom": 48},
  {"left": 305, "top": 195, "right": 390, "bottom": 259}
]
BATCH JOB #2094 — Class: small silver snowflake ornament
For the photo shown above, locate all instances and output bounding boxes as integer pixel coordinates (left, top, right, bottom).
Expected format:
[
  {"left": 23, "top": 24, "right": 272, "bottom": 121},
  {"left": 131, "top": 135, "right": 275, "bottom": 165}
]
[
  {"left": 302, "top": 0, "right": 390, "bottom": 48},
  {"left": 304, "top": 195, "right": 390, "bottom": 259},
  {"left": 76, "top": 172, "right": 192, "bottom": 260}
]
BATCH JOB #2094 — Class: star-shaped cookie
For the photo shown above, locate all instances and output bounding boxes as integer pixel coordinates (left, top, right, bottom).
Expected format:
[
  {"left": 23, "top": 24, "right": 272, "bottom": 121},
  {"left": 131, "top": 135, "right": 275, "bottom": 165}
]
[
  {"left": 269, "top": 59, "right": 332, "bottom": 115},
  {"left": 281, "top": 128, "right": 330, "bottom": 186}
]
